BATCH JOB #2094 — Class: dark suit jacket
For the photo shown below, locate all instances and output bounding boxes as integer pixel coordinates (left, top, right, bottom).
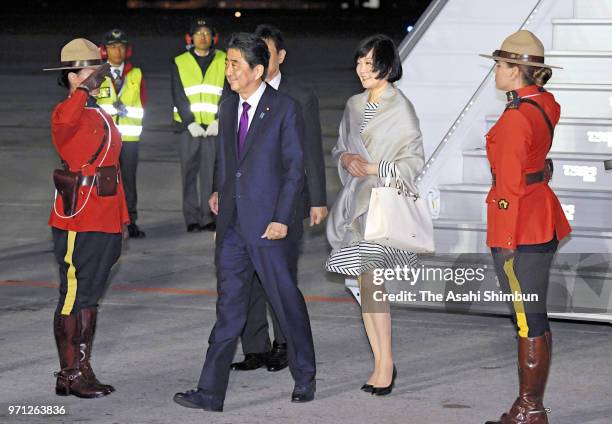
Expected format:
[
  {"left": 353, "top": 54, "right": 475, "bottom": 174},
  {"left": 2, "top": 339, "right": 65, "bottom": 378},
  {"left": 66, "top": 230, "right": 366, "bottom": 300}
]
[
  {"left": 215, "top": 84, "right": 305, "bottom": 246},
  {"left": 277, "top": 75, "right": 327, "bottom": 219}
]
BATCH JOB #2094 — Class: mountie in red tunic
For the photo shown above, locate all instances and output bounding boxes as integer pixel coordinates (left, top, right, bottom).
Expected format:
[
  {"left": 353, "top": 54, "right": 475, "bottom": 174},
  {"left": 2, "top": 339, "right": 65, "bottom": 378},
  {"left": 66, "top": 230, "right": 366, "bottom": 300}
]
[
  {"left": 48, "top": 88, "right": 130, "bottom": 233},
  {"left": 485, "top": 85, "right": 571, "bottom": 249}
]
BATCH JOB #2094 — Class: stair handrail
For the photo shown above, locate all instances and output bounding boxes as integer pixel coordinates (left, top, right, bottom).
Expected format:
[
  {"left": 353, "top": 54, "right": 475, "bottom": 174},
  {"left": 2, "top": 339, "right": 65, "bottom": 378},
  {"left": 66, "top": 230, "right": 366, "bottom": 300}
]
[
  {"left": 414, "top": 0, "right": 548, "bottom": 182},
  {"left": 398, "top": 0, "right": 449, "bottom": 60}
]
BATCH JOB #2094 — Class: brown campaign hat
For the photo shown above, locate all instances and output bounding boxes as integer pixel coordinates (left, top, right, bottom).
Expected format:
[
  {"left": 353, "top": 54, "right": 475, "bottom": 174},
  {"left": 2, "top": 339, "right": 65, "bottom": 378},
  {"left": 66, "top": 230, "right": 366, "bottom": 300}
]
[
  {"left": 43, "top": 38, "right": 103, "bottom": 71},
  {"left": 480, "top": 30, "right": 562, "bottom": 69}
]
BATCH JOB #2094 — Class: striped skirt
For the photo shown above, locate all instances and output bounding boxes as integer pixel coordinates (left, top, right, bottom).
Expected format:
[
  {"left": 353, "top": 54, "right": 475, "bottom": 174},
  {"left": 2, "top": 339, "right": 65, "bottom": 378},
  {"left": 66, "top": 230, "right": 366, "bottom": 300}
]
[{"left": 326, "top": 241, "right": 418, "bottom": 276}]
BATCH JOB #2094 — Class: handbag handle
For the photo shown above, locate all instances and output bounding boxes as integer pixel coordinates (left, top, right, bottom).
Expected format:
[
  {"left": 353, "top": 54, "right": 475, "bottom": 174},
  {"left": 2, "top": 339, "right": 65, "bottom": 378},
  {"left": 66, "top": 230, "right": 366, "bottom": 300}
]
[{"left": 382, "top": 174, "right": 419, "bottom": 200}]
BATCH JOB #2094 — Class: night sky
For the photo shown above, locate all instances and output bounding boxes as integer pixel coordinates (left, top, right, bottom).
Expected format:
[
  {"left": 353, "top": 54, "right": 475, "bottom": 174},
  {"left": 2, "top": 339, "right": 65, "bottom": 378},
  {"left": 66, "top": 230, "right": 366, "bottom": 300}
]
[{"left": 0, "top": 1, "right": 432, "bottom": 39}]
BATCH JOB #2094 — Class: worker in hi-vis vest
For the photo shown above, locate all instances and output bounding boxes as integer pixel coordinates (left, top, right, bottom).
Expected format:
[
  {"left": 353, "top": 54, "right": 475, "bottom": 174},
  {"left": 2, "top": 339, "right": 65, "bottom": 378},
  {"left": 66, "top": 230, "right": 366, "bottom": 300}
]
[
  {"left": 97, "top": 28, "right": 147, "bottom": 238},
  {"left": 171, "top": 17, "right": 229, "bottom": 233}
]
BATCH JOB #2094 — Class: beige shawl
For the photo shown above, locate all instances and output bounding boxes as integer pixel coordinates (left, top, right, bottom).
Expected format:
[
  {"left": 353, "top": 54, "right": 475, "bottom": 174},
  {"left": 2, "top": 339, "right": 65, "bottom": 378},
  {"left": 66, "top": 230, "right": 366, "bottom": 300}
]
[{"left": 326, "top": 84, "right": 424, "bottom": 250}]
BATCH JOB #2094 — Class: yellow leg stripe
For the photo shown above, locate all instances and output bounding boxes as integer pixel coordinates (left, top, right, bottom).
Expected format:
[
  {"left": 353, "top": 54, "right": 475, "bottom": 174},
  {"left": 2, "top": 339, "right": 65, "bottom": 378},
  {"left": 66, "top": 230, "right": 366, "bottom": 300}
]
[
  {"left": 503, "top": 257, "right": 529, "bottom": 338},
  {"left": 60, "top": 231, "right": 78, "bottom": 315}
]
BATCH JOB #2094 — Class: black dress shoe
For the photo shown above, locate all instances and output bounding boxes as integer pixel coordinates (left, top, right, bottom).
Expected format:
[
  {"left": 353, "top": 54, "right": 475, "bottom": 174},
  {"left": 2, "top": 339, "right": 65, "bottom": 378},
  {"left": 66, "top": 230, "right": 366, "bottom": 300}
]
[
  {"left": 291, "top": 380, "right": 315, "bottom": 403},
  {"left": 128, "top": 223, "right": 146, "bottom": 238},
  {"left": 230, "top": 353, "right": 268, "bottom": 371},
  {"left": 266, "top": 341, "right": 288, "bottom": 372},
  {"left": 372, "top": 365, "right": 397, "bottom": 396},
  {"left": 187, "top": 223, "right": 202, "bottom": 233},
  {"left": 173, "top": 389, "right": 223, "bottom": 412},
  {"left": 360, "top": 383, "right": 373, "bottom": 393},
  {"left": 200, "top": 222, "right": 216, "bottom": 232}
]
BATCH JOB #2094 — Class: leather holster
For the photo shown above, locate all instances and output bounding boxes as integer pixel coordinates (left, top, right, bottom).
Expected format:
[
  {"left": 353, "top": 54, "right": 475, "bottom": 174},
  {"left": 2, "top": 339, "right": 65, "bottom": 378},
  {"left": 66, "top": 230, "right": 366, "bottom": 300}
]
[{"left": 53, "top": 169, "right": 81, "bottom": 215}]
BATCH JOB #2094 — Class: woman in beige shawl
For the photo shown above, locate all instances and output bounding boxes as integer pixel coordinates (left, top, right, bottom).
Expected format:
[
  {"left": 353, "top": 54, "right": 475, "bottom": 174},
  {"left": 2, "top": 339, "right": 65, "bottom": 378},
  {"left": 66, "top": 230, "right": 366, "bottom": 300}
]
[{"left": 326, "top": 34, "right": 424, "bottom": 396}]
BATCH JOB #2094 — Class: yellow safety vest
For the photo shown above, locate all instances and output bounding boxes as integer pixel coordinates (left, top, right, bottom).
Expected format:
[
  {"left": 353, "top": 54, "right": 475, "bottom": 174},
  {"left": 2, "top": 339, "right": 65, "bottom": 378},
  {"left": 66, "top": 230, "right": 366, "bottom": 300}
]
[
  {"left": 173, "top": 50, "right": 226, "bottom": 126},
  {"left": 97, "top": 67, "right": 144, "bottom": 142}
]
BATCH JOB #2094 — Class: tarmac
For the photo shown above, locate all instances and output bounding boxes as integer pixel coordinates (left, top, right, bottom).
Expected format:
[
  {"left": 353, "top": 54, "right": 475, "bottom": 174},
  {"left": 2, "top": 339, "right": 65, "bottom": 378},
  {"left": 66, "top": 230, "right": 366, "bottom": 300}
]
[{"left": 1, "top": 29, "right": 611, "bottom": 424}]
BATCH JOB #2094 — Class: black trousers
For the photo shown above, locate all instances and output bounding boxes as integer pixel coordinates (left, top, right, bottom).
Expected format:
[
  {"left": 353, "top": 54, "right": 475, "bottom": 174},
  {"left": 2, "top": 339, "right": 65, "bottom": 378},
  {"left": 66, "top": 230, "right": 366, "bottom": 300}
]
[
  {"left": 119, "top": 141, "right": 140, "bottom": 224},
  {"left": 240, "top": 273, "right": 284, "bottom": 354},
  {"left": 52, "top": 228, "right": 122, "bottom": 316},
  {"left": 491, "top": 237, "right": 558, "bottom": 338}
]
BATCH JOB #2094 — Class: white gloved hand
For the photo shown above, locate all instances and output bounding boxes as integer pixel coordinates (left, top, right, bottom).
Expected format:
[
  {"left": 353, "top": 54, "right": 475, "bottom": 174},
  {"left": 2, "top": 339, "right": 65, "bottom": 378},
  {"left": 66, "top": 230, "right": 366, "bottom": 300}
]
[
  {"left": 205, "top": 120, "right": 219, "bottom": 137},
  {"left": 187, "top": 122, "right": 206, "bottom": 138}
]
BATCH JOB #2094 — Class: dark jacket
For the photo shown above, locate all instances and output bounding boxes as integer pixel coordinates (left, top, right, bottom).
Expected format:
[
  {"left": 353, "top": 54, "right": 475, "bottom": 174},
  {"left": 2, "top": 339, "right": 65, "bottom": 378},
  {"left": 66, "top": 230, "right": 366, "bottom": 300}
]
[
  {"left": 277, "top": 75, "right": 327, "bottom": 218},
  {"left": 215, "top": 84, "right": 305, "bottom": 246}
]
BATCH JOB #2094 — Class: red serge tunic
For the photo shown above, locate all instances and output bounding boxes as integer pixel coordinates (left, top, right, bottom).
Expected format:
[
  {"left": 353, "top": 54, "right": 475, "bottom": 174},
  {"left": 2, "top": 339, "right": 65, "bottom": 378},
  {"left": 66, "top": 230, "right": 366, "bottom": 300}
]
[
  {"left": 485, "top": 85, "right": 571, "bottom": 249},
  {"left": 48, "top": 89, "right": 130, "bottom": 233}
]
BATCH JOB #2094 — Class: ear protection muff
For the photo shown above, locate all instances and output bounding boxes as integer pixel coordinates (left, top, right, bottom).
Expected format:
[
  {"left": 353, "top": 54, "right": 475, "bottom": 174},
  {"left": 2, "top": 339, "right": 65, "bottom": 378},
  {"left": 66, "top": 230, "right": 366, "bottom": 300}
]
[{"left": 99, "top": 44, "right": 133, "bottom": 61}]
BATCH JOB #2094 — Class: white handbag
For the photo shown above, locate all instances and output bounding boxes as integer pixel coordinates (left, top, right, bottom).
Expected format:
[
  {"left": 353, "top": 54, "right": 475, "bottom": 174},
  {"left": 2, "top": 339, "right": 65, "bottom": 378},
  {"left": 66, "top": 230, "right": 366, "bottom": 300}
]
[{"left": 364, "top": 175, "right": 435, "bottom": 253}]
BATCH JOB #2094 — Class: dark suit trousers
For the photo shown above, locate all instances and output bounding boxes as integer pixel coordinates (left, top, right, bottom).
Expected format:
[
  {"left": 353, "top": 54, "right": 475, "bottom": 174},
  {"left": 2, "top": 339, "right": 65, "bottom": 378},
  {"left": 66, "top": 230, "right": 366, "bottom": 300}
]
[
  {"left": 240, "top": 273, "right": 284, "bottom": 354},
  {"left": 196, "top": 221, "right": 316, "bottom": 401}
]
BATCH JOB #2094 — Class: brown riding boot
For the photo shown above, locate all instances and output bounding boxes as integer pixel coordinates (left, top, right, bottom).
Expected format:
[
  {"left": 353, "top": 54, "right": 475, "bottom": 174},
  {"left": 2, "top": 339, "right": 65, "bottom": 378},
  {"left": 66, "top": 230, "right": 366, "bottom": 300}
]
[
  {"left": 53, "top": 312, "right": 110, "bottom": 398},
  {"left": 78, "top": 308, "right": 115, "bottom": 394},
  {"left": 485, "top": 333, "right": 551, "bottom": 424}
]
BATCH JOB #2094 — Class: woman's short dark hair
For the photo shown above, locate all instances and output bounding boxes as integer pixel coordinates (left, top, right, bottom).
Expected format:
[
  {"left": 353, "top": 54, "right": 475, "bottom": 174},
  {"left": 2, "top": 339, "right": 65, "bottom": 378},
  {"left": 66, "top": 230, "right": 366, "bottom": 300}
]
[
  {"left": 254, "top": 24, "right": 284, "bottom": 52},
  {"left": 228, "top": 32, "right": 270, "bottom": 81},
  {"left": 354, "top": 34, "right": 402, "bottom": 83}
]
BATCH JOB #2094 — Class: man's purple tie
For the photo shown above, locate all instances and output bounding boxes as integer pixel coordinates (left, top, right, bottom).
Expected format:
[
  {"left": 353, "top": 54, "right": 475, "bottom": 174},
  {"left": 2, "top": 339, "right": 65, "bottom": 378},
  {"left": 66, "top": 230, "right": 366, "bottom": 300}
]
[{"left": 237, "top": 102, "right": 251, "bottom": 157}]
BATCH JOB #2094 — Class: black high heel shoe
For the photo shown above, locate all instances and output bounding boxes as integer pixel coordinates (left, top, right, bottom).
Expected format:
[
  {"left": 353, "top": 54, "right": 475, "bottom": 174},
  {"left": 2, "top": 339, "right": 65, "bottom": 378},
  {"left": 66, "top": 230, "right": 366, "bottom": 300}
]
[
  {"left": 360, "top": 383, "right": 373, "bottom": 393},
  {"left": 371, "top": 365, "right": 397, "bottom": 396}
]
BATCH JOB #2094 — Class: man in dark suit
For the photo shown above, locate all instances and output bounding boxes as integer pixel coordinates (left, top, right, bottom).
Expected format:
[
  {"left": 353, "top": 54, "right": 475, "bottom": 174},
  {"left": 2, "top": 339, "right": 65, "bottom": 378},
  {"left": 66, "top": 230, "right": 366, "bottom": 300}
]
[
  {"left": 173, "top": 32, "right": 316, "bottom": 412},
  {"left": 230, "top": 25, "right": 327, "bottom": 373}
]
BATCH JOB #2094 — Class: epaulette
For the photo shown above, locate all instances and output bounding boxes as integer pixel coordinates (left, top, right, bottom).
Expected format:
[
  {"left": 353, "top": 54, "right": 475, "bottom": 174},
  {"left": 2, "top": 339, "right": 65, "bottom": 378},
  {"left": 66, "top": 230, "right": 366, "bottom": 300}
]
[
  {"left": 505, "top": 90, "right": 521, "bottom": 110},
  {"left": 503, "top": 87, "right": 554, "bottom": 142}
]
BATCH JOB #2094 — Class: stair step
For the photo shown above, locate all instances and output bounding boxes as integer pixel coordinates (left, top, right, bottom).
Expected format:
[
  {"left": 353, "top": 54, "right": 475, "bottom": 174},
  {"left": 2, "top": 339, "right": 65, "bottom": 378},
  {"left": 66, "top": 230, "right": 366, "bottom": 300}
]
[
  {"left": 485, "top": 115, "right": 612, "bottom": 154},
  {"left": 546, "top": 83, "right": 612, "bottom": 119},
  {"left": 439, "top": 183, "right": 612, "bottom": 197},
  {"left": 437, "top": 183, "right": 612, "bottom": 229},
  {"left": 319, "top": 108, "right": 343, "bottom": 138},
  {"left": 547, "top": 50, "right": 612, "bottom": 84},
  {"left": 553, "top": 19, "right": 612, "bottom": 51},
  {"left": 575, "top": 0, "right": 612, "bottom": 19},
  {"left": 462, "top": 149, "right": 612, "bottom": 189},
  {"left": 433, "top": 218, "right": 612, "bottom": 254}
]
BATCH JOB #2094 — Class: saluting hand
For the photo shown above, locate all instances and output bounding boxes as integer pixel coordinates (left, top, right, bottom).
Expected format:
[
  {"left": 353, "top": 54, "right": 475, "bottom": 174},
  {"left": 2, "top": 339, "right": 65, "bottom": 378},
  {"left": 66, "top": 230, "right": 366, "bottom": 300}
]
[
  {"left": 79, "top": 63, "right": 111, "bottom": 93},
  {"left": 261, "top": 222, "right": 288, "bottom": 240}
]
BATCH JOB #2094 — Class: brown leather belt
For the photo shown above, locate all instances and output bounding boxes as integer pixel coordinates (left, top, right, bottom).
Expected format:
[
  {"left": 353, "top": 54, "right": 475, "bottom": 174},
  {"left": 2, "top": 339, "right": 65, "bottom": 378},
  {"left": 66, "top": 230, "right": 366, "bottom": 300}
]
[
  {"left": 491, "top": 171, "right": 546, "bottom": 187},
  {"left": 80, "top": 175, "right": 95, "bottom": 186},
  {"left": 492, "top": 159, "right": 553, "bottom": 187}
]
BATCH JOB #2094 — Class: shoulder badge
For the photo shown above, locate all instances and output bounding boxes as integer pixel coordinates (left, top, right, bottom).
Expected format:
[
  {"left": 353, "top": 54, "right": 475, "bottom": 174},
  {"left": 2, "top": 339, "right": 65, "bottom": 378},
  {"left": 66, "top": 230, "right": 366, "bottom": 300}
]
[{"left": 505, "top": 90, "right": 520, "bottom": 110}]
